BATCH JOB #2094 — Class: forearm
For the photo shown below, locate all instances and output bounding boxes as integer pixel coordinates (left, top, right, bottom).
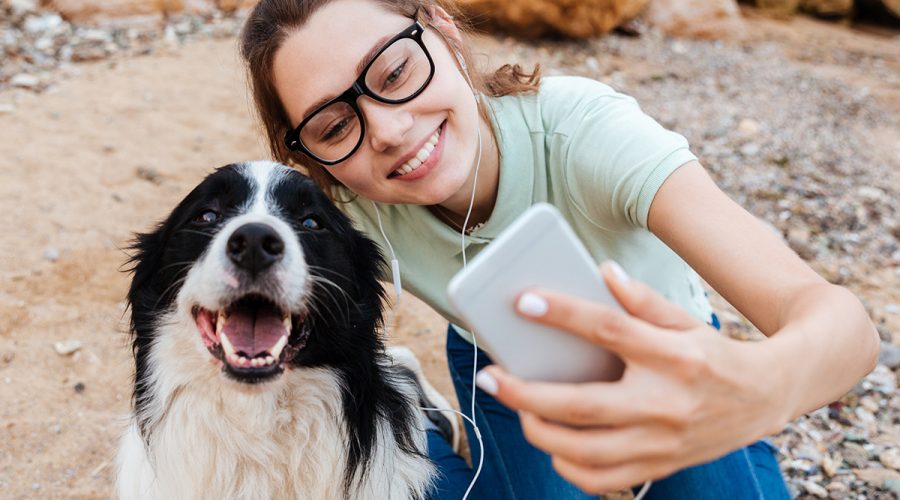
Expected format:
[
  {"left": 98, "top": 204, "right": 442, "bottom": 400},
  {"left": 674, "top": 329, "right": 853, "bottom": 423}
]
[{"left": 757, "top": 283, "right": 880, "bottom": 429}]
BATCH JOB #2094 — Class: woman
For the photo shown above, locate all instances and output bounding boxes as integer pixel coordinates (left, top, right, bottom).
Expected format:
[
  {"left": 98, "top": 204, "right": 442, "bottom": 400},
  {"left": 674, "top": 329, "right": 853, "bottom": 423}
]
[{"left": 239, "top": 0, "right": 880, "bottom": 498}]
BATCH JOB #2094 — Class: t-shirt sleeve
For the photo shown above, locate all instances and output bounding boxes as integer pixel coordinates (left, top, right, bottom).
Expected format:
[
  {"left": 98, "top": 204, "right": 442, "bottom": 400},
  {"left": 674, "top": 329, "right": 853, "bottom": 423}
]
[{"left": 549, "top": 78, "right": 697, "bottom": 230}]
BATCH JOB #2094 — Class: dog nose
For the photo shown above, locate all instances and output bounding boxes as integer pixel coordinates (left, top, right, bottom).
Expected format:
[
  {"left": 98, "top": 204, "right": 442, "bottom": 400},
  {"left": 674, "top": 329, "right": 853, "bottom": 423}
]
[{"left": 227, "top": 223, "right": 284, "bottom": 274}]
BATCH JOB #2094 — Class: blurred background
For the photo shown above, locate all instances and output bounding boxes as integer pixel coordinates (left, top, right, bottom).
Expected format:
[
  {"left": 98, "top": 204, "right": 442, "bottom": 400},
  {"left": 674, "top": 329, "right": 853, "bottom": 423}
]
[{"left": 0, "top": 0, "right": 897, "bottom": 498}]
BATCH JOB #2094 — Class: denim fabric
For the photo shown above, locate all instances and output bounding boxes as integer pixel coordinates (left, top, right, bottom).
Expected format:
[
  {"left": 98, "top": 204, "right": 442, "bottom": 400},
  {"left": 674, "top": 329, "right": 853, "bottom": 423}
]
[{"left": 425, "top": 324, "right": 791, "bottom": 500}]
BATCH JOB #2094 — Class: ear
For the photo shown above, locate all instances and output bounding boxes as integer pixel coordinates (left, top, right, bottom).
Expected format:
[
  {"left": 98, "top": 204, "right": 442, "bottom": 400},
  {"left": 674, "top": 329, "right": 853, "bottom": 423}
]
[{"left": 422, "top": 5, "right": 463, "bottom": 48}]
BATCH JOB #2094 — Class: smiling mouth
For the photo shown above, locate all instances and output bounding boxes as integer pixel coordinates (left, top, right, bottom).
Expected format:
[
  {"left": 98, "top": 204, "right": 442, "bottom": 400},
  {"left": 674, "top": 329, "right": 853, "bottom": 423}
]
[
  {"left": 388, "top": 123, "right": 442, "bottom": 178},
  {"left": 192, "top": 295, "right": 308, "bottom": 383}
]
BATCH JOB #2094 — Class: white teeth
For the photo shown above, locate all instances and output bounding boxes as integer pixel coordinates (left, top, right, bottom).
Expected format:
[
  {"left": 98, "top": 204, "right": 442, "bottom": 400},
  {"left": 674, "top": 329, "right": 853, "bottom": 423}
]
[
  {"left": 266, "top": 356, "right": 275, "bottom": 364},
  {"left": 394, "top": 127, "right": 441, "bottom": 176},
  {"left": 216, "top": 311, "right": 226, "bottom": 333},
  {"left": 283, "top": 315, "right": 292, "bottom": 330},
  {"left": 220, "top": 331, "right": 236, "bottom": 357},
  {"left": 270, "top": 335, "right": 289, "bottom": 360}
]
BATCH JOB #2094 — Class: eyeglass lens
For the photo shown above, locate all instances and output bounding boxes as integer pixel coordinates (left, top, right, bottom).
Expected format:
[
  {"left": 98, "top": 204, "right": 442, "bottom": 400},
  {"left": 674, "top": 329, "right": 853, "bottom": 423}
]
[{"left": 299, "top": 37, "right": 431, "bottom": 163}]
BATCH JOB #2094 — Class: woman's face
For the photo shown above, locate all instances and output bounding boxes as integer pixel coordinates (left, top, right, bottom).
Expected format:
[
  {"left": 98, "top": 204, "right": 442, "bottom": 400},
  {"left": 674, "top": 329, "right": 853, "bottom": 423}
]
[{"left": 272, "top": 0, "right": 483, "bottom": 206}]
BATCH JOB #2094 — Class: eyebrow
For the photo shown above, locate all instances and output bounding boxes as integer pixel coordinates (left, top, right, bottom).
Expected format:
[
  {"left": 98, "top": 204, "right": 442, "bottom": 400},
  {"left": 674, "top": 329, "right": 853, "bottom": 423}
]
[{"left": 299, "top": 33, "right": 394, "bottom": 122}]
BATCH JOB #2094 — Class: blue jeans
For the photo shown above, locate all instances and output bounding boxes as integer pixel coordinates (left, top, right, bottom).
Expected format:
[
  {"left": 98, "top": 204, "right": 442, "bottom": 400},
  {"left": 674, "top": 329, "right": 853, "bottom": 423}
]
[{"left": 426, "top": 324, "right": 791, "bottom": 500}]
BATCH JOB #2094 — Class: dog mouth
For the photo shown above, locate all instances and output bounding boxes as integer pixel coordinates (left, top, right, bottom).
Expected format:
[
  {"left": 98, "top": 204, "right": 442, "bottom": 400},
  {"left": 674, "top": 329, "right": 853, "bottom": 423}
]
[{"left": 192, "top": 294, "right": 308, "bottom": 383}]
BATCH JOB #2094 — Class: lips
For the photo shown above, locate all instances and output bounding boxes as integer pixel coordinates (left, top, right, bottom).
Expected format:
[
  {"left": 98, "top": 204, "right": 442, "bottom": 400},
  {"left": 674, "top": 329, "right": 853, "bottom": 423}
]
[{"left": 388, "top": 122, "right": 444, "bottom": 179}]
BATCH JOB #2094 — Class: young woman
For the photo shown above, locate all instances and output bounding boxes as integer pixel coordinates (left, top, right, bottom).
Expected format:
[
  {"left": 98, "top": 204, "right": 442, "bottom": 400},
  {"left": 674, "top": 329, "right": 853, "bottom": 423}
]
[{"left": 240, "top": 0, "right": 880, "bottom": 498}]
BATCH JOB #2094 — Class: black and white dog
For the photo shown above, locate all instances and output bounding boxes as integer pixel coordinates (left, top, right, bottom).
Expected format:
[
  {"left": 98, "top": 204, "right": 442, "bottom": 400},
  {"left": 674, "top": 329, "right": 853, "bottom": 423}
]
[{"left": 117, "top": 161, "right": 444, "bottom": 499}]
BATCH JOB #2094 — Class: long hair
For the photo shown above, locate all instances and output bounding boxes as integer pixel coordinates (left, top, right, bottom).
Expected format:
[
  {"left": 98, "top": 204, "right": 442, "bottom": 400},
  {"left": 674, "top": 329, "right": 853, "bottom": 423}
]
[{"left": 240, "top": 0, "right": 540, "bottom": 199}]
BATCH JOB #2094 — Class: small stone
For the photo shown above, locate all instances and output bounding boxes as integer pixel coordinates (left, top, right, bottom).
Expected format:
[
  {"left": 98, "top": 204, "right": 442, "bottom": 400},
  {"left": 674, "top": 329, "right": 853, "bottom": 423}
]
[
  {"left": 801, "top": 480, "right": 828, "bottom": 498},
  {"left": 857, "top": 186, "right": 886, "bottom": 203},
  {"left": 73, "top": 382, "right": 85, "bottom": 393},
  {"left": 43, "top": 247, "right": 60, "bottom": 262},
  {"left": 854, "top": 467, "right": 900, "bottom": 486},
  {"left": 885, "top": 479, "right": 900, "bottom": 494},
  {"left": 825, "top": 480, "right": 849, "bottom": 492},
  {"left": 886, "top": 304, "right": 900, "bottom": 315},
  {"left": 880, "top": 448, "right": 900, "bottom": 471},
  {"left": 878, "top": 342, "right": 900, "bottom": 370},
  {"left": 54, "top": 340, "right": 81, "bottom": 356},
  {"left": 0, "top": 104, "right": 15, "bottom": 114},
  {"left": 10, "top": 73, "right": 40, "bottom": 89},
  {"left": 51, "top": 423, "right": 61, "bottom": 434},
  {"left": 737, "top": 118, "right": 761, "bottom": 138},
  {"left": 859, "top": 396, "right": 880, "bottom": 413},
  {"left": 23, "top": 13, "right": 63, "bottom": 34},
  {"left": 740, "top": 142, "right": 760, "bottom": 156},
  {"left": 842, "top": 443, "right": 870, "bottom": 468},
  {"left": 1, "top": 352, "right": 14, "bottom": 365},
  {"left": 136, "top": 166, "right": 163, "bottom": 185},
  {"left": 822, "top": 453, "right": 840, "bottom": 477},
  {"left": 31, "top": 483, "right": 40, "bottom": 490}
]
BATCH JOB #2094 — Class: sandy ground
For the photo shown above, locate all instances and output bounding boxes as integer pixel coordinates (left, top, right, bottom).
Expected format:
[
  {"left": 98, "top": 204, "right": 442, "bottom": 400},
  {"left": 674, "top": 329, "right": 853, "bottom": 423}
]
[{"left": 0, "top": 12, "right": 898, "bottom": 499}]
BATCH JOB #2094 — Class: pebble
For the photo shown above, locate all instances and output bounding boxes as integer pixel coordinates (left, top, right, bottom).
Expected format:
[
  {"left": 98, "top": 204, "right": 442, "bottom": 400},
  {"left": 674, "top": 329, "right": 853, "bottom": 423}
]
[
  {"left": 801, "top": 479, "right": 828, "bottom": 498},
  {"left": 73, "top": 382, "right": 85, "bottom": 393},
  {"left": 53, "top": 340, "right": 81, "bottom": 356},
  {"left": 842, "top": 442, "right": 870, "bottom": 469},
  {"left": 880, "top": 448, "right": 900, "bottom": 471},
  {"left": 42, "top": 246, "right": 59, "bottom": 262},
  {"left": 877, "top": 342, "right": 900, "bottom": 370},
  {"left": 825, "top": 480, "right": 849, "bottom": 492},
  {"left": 10, "top": 73, "right": 40, "bottom": 89},
  {"left": 0, "top": 103, "right": 15, "bottom": 114}
]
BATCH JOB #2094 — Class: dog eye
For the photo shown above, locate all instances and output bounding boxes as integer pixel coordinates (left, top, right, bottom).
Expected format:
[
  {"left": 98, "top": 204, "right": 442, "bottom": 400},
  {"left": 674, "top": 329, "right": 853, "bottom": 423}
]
[
  {"left": 301, "top": 217, "right": 320, "bottom": 230},
  {"left": 194, "top": 210, "right": 219, "bottom": 224}
]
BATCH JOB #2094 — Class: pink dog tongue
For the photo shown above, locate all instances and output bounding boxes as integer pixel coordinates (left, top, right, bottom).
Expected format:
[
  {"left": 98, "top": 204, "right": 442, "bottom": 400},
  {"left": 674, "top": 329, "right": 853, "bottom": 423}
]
[{"left": 221, "top": 301, "right": 287, "bottom": 357}]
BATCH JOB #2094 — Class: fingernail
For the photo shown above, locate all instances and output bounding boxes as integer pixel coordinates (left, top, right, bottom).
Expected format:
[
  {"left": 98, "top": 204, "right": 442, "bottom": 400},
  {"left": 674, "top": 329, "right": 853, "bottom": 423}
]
[
  {"left": 517, "top": 292, "right": 548, "bottom": 317},
  {"left": 608, "top": 261, "right": 630, "bottom": 283},
  {"left": 475, "top": 370, "right": 498, "bottom": 395}
]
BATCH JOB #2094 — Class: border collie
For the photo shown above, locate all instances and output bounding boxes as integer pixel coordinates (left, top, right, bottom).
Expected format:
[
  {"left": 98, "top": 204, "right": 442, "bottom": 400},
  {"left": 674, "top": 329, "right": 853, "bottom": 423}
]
[{"left": 117, "top": 161, "right": 442, "bottom": 499}]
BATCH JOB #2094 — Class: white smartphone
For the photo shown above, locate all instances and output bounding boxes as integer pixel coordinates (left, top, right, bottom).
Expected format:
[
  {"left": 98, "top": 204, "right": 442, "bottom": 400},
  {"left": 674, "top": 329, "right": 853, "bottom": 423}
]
[{"left": 446, "top": 203, "right": 625, "bottom": 383}]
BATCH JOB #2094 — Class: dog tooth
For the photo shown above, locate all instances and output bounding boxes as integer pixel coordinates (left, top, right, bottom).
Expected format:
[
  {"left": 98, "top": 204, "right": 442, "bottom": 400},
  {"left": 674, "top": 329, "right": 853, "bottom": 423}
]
[
  {"left": 216, "top": 310, "right": 226, "bottom": 333},
  {"left": 220, "top": 331, "right": 236, "bottom": 357},
  {"left": 282, "top": 315, "right": 292, "bottom": 330},
  {"left": 270, "top": 335, "right": 289, "bottom": 359},
  {"left": 266, "top": 356, "right": 275, "bottom": 365}
]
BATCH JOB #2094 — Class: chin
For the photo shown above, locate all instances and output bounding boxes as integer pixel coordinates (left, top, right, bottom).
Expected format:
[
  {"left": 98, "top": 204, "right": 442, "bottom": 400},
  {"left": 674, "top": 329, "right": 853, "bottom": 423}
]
[{"left": 116, "top": 161, "right": 436, "bottom": 499}]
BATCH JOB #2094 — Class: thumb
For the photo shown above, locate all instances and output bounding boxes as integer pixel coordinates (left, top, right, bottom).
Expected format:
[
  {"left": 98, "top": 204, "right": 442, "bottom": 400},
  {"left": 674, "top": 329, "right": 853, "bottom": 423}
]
[{"left": 601, "top": 261, "right": 702, "bottom": 331}]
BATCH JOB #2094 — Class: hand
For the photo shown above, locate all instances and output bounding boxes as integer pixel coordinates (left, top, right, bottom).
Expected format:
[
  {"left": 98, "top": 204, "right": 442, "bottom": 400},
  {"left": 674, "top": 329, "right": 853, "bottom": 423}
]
[{"left": 475, "top": 262, "right": 785, "bottom": 494}]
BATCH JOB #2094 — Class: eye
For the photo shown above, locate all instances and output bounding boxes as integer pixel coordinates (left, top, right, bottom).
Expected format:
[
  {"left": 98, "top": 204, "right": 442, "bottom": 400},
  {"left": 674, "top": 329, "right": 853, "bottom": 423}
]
[
  {"left": 301, "top": 217, "right": 321, "bottom": 230},
  {"left": 193, "top": 210, "right": 219, "bottom": 224}
]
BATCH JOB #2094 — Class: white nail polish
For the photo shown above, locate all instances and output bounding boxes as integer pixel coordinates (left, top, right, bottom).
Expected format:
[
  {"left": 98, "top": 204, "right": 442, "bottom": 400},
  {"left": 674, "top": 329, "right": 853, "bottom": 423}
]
[
  {"left": 609, "top": 261, "right": 630, "bottom": 283},
  {"left": 475, "top": 371, "right": 498, "bottom": 395},
  {"left": 517, "top": 293, "right": 548, "bottom": 317}
]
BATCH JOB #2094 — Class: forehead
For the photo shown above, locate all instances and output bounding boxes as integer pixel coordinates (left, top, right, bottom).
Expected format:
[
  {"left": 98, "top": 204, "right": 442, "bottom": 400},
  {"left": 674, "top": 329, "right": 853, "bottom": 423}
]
[{"left": 272, "top": 0, "right": 412, "bottom": 125}]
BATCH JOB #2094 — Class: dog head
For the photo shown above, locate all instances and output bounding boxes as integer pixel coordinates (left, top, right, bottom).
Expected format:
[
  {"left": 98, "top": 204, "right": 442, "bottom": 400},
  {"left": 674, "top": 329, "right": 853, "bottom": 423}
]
[{"left": 126, "top": 161, "right": 386, "bottom": 387}]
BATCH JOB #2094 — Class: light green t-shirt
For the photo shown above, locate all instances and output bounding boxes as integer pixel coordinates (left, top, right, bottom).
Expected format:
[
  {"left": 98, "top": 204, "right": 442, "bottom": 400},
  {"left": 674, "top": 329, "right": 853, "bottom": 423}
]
[{"left": 339, "top": 76, "right": 713, "bottom": 340}]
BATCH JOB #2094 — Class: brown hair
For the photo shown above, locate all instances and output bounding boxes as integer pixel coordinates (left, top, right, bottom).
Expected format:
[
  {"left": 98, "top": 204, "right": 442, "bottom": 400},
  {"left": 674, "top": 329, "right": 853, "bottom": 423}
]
[{"left": 240, "top": 0, "right": 540, "bottom": 199}]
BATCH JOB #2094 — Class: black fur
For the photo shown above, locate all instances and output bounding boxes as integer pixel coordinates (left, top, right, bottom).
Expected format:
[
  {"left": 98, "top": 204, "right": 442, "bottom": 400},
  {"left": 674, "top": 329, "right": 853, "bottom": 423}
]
[{"left": 124, "top": 163, "right": 423, "bottom": 492}]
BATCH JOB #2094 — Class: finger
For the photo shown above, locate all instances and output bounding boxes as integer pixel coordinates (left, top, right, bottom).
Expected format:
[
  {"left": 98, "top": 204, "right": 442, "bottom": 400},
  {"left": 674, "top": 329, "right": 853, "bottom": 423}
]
[
  {"left": 519, "top": 412, "right": 678, "bottom": 468},
  {"left": 552, "top": 454, "right": 666, "bottom": 495},
  {"left": 515, "top": 289, "right": 677, "bottom": 364},
  {"left": 600, "top": 261, "right": 703, "bottom": 331},
  {"left": 477, "top": 366, "right": 641, "bottom": 426}
]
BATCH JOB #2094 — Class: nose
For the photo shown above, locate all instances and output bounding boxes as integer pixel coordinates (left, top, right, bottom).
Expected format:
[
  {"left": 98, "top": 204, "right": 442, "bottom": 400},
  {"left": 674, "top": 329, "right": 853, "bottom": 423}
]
[
  {"left": 359, "top": 100, "right": 413, "bottom": 152},
  {"left": 226, "top": 223, "right": 284, "bottom": 274}
]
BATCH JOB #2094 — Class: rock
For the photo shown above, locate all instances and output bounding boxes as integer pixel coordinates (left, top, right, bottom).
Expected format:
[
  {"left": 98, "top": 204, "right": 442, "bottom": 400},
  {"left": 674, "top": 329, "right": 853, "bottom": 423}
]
[
  {"left": 73, "top": 381, "right": 85, "bottom": 393},
  {"left": 886, "top": 478, "right": 900, "bottom": 495},
  {"left": 737, "top": 118, "right": 761, "bottom": 138},
  {"left": 822, "top": 453, "right": 840, "bottom": 477},
  {"left": 43, "top": 247, "right": 60, "bottom": 262},
  {"left": 878, "top": 341, "right": 900, "bottom": 369},
  {"left": 642, "top": 0, "right": 745, "bottom": 39},
  {"left": 0, "top": 103, "right": 15, "bottom": 114},
  {"left": 10, "top": 73, "right": 40, "bottom": 89},
  {"left": 44, "top": 0, "right": 189, "bottom": 23},
  {"left": 136, "top": 166, "right": 163, "bottom": 184},
  {"left": 800, "top": 0, "right": 853, "bottom": 17},
  {"left": 854, "top": 467, "right": 900, "bottom": 487},
  {"left": 740, "top": 142, "right": 760, "bottom": 157},
  {"left": 880, "top": 448, "right": 900, "bottom": 471},
  {"left": 801, "top": 479, "right": 828, "bottom": 498},
  {"left": 456, "top": 0, "right": 650, "bottom": 38},
  {"left": 8, "top": 0, "right": 38, "bottom": 15},
  {"left": 53, "top": 340, "right": 82, "bottom": 355},
  {"left": 842, "top": 442, "right": 870, "bottom": 468},
  {"left": 23, "top": 13, "right": 64, "bottom": 34},
  {"left": 755, "top": 0, "right": 802, "bottom": 16},
  {"left": 825, "top": 481, "right": 848, "bottom": 492}
]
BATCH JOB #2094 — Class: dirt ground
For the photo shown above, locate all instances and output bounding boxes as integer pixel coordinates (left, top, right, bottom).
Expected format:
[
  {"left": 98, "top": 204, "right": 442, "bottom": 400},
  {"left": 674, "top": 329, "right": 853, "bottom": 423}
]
[{"left": 0, "top": 11, "right": 897, "bottom": 499}]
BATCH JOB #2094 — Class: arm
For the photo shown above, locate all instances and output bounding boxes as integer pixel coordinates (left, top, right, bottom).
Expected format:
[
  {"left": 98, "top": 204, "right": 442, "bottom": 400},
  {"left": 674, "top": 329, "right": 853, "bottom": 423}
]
[
  {"left": 475, "top": 160, "right": 880, "bottom": 493},
  {"left": 648, "top": 160, "right": 880, "bottom": 421}
]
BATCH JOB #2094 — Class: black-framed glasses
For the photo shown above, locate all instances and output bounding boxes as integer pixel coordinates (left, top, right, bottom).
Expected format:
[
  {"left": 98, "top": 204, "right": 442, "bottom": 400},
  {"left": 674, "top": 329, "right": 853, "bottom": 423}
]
[{"left": 283, "top": 21, "right": 435, "bottom": 165}]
